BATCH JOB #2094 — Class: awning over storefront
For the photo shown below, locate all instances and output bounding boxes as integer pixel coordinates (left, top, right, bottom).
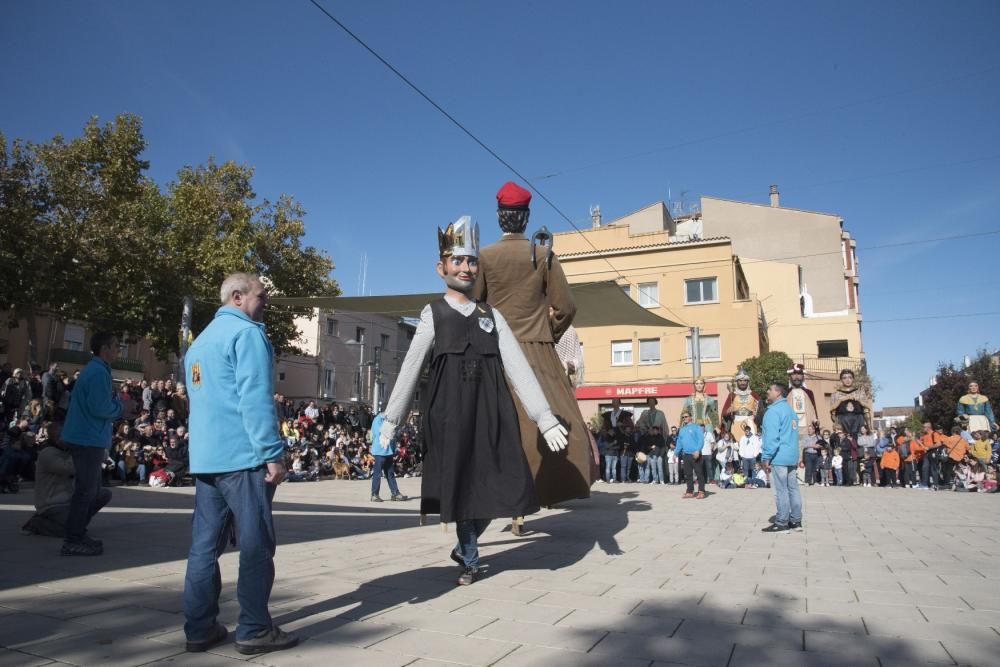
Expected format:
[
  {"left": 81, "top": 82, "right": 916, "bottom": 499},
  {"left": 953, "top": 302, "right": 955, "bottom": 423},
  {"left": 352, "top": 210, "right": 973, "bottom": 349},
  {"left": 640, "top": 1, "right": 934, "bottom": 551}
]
[
  {"left": 270, "top": 281, "right": 683, "bottom": 329},
  {"left": 576, "top": 382, "right": 718, "bottom": 400}
]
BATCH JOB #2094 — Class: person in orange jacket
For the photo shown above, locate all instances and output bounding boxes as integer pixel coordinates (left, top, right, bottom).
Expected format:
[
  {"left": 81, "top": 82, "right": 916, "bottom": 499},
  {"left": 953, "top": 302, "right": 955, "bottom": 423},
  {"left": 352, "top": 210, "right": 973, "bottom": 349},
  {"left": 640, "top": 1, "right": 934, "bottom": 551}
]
[
  {"left": 943, "top": 426, "right": 969, "bottom": 487},
  {"left": 880, "top": 443, "right": 900, "bottom": 488}
]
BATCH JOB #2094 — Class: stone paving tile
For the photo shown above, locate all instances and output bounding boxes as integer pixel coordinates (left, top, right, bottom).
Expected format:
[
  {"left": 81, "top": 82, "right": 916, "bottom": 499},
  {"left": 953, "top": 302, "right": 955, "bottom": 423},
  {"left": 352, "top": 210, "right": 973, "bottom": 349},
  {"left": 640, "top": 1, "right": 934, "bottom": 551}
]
[
  {"left": 0, "top": 648, "right": 55, "bottom": 667},
  {"left": 804, "top": 629, "right": 954, "bottom": 663},
  {"left": 589, "top": 630, "right": 734, "bottom": 666},
  {"left": 17, "top": 631, "right": 185, "bottom": 667},
  {"left": 458, "top": 598, "right": 572, "bottom": 625},
  {"left": 470, "top": 618, "right": 607, "bottom": 652},
  {"left": 142, "top": 652, "right": 249, "bottom": 666},
  {"left": 728, "top": 645, "right": 878, "bottom": 667},
  {"left": 367, "top": 628, "right": 520, "bottom": 665},
  {"left": 555, "top": 607, "right": 682, "bottom": 635},
  {"left": 248, "top": 642, "right": 413, "bottom": 667},
  {"left": 495, "top": 644, "right": 651, "bottom": 667},
  {"left": 0, "top": 612, "right": 93, "bottom": 649}
]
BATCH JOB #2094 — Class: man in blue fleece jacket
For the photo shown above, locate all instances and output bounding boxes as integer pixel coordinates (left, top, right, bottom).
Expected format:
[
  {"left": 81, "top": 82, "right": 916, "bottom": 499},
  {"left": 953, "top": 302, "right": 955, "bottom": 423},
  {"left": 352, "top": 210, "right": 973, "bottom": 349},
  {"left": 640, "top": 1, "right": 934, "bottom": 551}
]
[
  {"left": 61, "top": 331, "right": 122, "bottom": 556},
  {"left": 675, "top": 412, "right": 706, "bottom": 498},
  {"left": 760, "top": 382, "right": 802, "bottom": 534},
  {"left": 182, "top": 273, "right": 298, "bottom": 656}
]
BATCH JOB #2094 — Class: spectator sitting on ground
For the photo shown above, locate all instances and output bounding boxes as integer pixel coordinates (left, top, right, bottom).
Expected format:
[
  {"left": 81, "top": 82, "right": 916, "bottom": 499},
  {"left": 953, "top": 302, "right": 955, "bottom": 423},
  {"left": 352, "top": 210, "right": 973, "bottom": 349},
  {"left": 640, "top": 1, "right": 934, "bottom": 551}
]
[{"left": 21, "top": 422, "right": 111, "bottom": 538}]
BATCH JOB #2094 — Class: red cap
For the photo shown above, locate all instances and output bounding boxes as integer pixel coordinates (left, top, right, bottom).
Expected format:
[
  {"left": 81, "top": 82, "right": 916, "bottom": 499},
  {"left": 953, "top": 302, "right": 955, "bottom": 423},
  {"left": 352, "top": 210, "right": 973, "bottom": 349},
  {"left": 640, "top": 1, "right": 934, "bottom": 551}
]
[{"left": 496, "top": 181, "right": 531, "bottom": 210}]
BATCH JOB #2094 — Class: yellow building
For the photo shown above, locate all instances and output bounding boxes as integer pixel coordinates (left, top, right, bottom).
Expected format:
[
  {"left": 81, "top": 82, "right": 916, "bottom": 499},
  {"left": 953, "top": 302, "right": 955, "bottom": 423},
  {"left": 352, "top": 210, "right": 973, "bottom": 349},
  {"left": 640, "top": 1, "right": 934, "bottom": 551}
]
[{"left": 555, "top": 193, "right": 865, "bottom": 430}]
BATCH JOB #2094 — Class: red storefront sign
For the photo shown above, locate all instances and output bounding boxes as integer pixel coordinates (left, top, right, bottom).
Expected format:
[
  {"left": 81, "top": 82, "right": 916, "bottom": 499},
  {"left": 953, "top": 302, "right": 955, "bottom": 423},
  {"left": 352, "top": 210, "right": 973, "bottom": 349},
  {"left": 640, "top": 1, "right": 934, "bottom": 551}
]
[{"left": 575, "top": 382, "right": 718, "bottom": 400}]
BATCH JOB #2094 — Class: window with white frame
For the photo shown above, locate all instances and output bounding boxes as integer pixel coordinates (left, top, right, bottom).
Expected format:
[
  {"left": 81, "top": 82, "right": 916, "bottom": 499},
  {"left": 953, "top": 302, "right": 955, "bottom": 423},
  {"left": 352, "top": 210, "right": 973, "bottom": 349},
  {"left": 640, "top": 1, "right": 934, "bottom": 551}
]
[
  {"left": 685, "top": 277, "right": 718, "bottom": 304},
  {"left": 638, "top": 338, "right": 661, "bottom": 364},
  {"left": 63, "top": 324, "right": 85, "bottom": 351},
  {"left": 323, "top": 365, "right": 335, "bottom": 395},
  {"left": 685, "top": 334, "right": 721, "bottom": 362},
  {"left": 611, "top": 340, "right": 633, "bottom": 366},
  {"left": 637, "top": 282, "right": 659, "bottom": 308}
]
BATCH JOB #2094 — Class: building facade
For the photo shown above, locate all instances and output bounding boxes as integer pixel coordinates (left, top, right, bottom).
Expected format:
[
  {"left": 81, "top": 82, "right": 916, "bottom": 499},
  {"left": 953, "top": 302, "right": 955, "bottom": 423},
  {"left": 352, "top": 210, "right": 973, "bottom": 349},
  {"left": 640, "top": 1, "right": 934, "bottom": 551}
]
[{"left": 554, "top": 188, "right": 865, "bottom": 430}]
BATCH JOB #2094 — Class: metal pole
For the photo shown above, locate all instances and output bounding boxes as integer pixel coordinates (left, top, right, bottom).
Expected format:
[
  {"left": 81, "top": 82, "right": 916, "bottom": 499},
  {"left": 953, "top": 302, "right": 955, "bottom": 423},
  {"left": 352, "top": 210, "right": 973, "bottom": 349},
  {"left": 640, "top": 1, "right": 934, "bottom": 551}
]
[
  {"left": 691, "top": 326, "right": 701, "bottom": 380},
  {"left": 357, "top": 334, "right": 365, "bottom": 403},
  {"left": 372, "top": 346, "right": 382, "bottom": 411},
  {"left": 179, "top": 296, "right": 193, "bottom": 376}
]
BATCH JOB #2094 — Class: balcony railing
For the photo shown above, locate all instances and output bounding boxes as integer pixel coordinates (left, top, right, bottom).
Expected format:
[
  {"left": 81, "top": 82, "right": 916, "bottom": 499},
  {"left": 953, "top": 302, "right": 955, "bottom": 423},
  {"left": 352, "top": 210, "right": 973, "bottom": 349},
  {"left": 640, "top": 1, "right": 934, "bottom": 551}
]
[
  {"left": 786, "top": 354, "right": 865, "bottom": 374},
  {"left": 50, "top": 348, "right": 144, "bottom": 373}
]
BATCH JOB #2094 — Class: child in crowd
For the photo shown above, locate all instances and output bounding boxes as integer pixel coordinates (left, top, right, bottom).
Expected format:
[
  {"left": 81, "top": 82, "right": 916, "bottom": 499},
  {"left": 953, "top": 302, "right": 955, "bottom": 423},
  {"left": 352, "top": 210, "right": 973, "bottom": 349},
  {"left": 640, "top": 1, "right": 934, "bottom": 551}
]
[
  {"left": 666, "top": 442, "right": 679, "bottom": 485},
  {"left": 819, "top": 448, "right": 832, "bottom": 487},
  {"left": 880, "top": 443, "right": 900, "bottom": 488},
  {"left": 749, "top": 462, "right": 769, "bottom": 488},
  {"left": 731, "top": 467, "right": 746, "bottom": 489},
  {"left": 719, "top": 462, "right": 735, "bottom": 489},
  {"left": 832, "top": 448, "right": 844, "bottom": 486},
  {"left": 861, "top": 450, "right": 875, "bottom": 487}
]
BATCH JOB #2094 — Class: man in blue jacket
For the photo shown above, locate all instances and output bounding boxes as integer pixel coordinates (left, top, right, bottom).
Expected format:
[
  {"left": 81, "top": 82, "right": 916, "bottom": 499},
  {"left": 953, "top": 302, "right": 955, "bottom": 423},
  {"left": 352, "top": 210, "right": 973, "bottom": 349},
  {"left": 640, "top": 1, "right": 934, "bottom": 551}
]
[
  {"left": 675, "top": 412, "right": 707, "bottom": 498},
  {"left": 61, "top": 331, "right": 122, "bottom": 556},
  {"left": 370, "top": 412, "right": 406, "bottom": 502},
  {"left": 182, "top": 273, "right": 298, "bottom": 656},
  {"left": 760, "top": 382, "right": 802, "bottom": 533}
]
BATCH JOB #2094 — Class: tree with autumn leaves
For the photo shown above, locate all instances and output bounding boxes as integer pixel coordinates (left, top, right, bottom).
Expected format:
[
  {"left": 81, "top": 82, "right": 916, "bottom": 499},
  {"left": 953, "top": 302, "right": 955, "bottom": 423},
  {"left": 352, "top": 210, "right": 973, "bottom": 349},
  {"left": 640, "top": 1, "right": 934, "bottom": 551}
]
[{"left": 0, "top": 114, "right": 338, "bottom": 365}]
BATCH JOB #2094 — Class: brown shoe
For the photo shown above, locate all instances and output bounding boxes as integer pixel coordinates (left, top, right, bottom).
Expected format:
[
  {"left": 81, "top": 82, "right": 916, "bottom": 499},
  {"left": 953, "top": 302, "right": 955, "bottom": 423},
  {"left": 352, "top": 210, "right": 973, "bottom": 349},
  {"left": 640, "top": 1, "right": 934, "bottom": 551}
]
[
  {"left": 683, "top": 492, "right": 694, "bottom": 498},
  {"left": 695, "top": 492, "right": 706, "bottom": 499}
]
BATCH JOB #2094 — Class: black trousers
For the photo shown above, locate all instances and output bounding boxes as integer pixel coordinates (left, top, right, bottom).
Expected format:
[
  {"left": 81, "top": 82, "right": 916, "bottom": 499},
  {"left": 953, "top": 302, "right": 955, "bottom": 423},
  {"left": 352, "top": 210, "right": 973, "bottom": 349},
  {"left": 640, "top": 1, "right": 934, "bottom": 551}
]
[
  {"left": 683, "top": 454, "right": 706, "bottom": 494},
  {"left": 883, "top": 468, "right": 897, "bottom": 487},
  {"left": 843, "top": 458, "right": 857, "bottom": 486}
]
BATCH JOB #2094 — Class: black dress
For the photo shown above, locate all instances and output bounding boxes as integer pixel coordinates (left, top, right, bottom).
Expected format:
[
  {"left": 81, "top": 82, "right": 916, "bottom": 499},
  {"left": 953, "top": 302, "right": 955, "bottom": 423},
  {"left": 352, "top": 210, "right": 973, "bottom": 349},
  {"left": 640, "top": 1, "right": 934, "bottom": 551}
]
[{"left": 419, "top": 299, "right": 540, "bottom": 523}]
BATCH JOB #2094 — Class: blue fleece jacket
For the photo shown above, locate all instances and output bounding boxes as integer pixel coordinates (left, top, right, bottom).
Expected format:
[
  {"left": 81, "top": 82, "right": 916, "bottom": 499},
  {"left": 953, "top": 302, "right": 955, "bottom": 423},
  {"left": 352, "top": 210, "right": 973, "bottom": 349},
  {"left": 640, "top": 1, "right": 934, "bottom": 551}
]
[
  {"left": 761, "top": 397, "right": 800, "bottom": 466},
  {"left": 185, "top": 306, "right": 284, "bottom": 474},
  {"left": 675, "top": 422, "right": 705, "bottom": 456},
  {"left": 370, "top": 413, "right": 396, "bottom": 456},
  {"left": 62, "top": 357, "right": 122, "bottom": 448}
]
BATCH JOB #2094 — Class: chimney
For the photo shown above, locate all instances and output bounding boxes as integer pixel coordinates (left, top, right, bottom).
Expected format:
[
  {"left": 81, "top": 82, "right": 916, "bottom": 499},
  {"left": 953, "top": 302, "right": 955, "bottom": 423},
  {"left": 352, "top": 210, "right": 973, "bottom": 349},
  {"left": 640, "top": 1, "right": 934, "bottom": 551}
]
[
  {"left": 590, "top": 204, "right": 601, "bottom": 229},
  {"left": 769, "top": 184, "right": 779, "bottom": 208}
]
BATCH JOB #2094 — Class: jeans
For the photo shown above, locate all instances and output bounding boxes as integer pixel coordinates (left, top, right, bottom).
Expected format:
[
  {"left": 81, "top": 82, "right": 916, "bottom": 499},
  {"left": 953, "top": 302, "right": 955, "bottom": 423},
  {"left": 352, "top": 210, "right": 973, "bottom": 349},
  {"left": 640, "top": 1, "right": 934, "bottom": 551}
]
[
  {"left": 117, "top": 460, "right": 147, "bottom": 482},
  {"left": 741, "top": 457, "right": 756, "bottom": 481},
  {"left": 921, "top": 455, "right": 941, "bottom": 487},
  {"left": 704, "top": 456, "right": 716, "bottom": 483},
  {"left": 184, "top": 466, "right": 277, "bottom": 643},
  {"left": 667, "top": 459, "right": 679, "bottom": 483},
  {"left": 370, "top": 455, "right": 399, "bottom": 497},
  {"left": 648, "top": 455, "right": 664, "bottom": 483},
  {"left": 820, "top": 469, "right": 830, "bottom": 485},
  {"left": 65, "top": 445, "right": 109, "bottom": 543},
  {"left": 604, "top": 455, "right": 619, "bottom": 481},
  {"left": 682, "top": 453, "right": 706, "bottom": 493},
  {"left": 833, "top": 468, "right": 843, "bottom": 485},
  {"left": 901, "top": 461, "right": 916, "bottom": 487},
  {"left": 621, "top": 455, "right": 633, "bottom": 482},
  {"left": 637, "top": 459, "right": 650, "bottom": 483},
  {"left": 455, "top": 518, "right": 491, "bottom": 568},
  {"left": 803, "top": 451, "right": 819, "bottom": 484},
  {"left": 770, "top": 464, "right": 802, "bottom": 526}
]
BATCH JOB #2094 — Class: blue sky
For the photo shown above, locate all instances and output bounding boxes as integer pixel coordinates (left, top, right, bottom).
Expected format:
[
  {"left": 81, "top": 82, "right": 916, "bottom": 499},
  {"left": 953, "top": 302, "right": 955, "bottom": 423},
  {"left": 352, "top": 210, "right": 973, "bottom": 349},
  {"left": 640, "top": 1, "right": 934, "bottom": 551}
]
[{"left": 2, "top": 1, "right": 999, "bottom": 407}]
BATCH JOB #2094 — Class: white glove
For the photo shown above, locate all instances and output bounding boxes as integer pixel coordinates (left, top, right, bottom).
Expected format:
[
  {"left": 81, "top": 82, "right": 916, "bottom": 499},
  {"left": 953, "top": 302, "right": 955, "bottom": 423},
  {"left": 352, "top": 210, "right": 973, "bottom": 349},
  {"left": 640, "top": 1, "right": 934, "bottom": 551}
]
[
  {"left": 379, "top": 420, "right": 398, "bottom": 448},
  {"left": 543, "top": 424, "right": 568, "bottom": 452}
]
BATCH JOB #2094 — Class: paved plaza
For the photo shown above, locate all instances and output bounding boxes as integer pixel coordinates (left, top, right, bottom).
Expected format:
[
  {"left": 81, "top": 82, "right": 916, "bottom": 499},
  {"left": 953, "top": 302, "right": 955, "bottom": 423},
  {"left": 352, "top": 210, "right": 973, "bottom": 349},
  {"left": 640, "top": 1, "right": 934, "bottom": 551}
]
[{"left": 1, "top": 478, "right": 998, "bottom": 666}]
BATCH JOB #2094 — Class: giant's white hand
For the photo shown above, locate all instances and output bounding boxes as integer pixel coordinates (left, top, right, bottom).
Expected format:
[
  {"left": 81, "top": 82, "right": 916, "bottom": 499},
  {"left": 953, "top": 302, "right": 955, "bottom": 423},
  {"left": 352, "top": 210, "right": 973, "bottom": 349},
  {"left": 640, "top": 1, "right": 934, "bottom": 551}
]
[
  {"left": 543, "top": 424, "right": 568, "bottom": 452},
  {"left": 379, "top": 420, "right": 398, "bottom": 448}
]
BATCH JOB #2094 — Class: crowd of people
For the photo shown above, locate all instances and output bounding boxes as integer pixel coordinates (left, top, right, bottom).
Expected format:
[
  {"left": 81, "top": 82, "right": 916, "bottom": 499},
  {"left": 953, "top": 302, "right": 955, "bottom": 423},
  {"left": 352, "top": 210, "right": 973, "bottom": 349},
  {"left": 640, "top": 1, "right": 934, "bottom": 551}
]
[
  {"left": 591, "top": 396, "right": 1000, "bottom": 493},
  {"left": 0, "top": 361, "right": 423, "bottom": 495}
]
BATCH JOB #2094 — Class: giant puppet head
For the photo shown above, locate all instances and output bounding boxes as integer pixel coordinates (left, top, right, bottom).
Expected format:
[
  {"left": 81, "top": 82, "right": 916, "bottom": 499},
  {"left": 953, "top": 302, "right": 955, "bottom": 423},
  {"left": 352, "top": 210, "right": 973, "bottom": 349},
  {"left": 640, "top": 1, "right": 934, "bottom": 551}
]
[
  {"left": 496, "top": 181, "right": 531, "bottom": 233},
  {"left": 839, "top": 368, "right": 856, "bottom": 390},
  {"left": 436, "top": 216, "right": 480, "bottom": 293},
  {"left": 788, "top": 363, "right": 806, "bottom": 389},
  {"left": 735, "top": 367, "right": 750, "bottom": 393}
]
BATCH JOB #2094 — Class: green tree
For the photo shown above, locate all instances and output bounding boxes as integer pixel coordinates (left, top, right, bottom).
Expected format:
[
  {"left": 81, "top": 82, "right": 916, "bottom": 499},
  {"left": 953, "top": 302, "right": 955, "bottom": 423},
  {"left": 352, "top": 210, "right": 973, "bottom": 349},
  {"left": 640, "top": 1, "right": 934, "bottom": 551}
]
[
  {"left": 0, "top": 114, "right": 338, "bottom": 362},
  {"left": 736, "top": 351, "right": 794, "bottom": 397},
  {"left": 920, "top": 351, "right": 1000, "bottom": 432}
]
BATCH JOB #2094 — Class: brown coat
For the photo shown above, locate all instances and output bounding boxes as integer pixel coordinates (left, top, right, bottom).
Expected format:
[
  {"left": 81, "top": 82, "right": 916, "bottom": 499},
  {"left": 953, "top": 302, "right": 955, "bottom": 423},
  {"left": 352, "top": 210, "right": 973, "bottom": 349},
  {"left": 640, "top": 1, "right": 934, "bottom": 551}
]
[
  {"left": 473, "top": 234, "right": 592, "bottom": 505},
  {"left": 473, "top": 234, "right": 575, "bottom": 343}
]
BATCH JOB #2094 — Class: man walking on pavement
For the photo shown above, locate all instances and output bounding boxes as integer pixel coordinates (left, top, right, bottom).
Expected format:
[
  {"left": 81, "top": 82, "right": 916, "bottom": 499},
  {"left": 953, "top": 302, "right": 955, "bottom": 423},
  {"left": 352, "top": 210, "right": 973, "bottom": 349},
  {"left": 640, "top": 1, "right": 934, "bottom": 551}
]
[
  {"left": 761, "top": 382, "right": 802, "bottom": 534},
  {"left": 61, "top": 331, "right": 122, "bottom": 556},
  {"left": 182, "top": 273, "right": 298, "bottom": 656},
  {"left": 675, "top": 412, "right": 706, "bottom": 498}
]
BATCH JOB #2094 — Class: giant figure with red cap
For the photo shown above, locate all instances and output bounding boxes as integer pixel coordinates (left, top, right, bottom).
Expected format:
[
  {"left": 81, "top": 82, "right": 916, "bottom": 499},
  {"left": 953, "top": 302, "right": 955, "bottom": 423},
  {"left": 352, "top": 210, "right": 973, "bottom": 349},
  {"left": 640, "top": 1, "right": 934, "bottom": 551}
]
[{"left": 473, "top": 182, "right": 595, "bottom": 532}]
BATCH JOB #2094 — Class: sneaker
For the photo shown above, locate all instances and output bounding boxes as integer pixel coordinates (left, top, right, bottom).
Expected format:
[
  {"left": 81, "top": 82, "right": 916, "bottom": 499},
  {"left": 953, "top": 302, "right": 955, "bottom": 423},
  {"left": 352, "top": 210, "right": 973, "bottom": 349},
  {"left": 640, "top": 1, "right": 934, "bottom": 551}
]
[
  {"left": 186, "top": 623, "right": 229, "bottom": 652},
  {"left": 789, "top": 521, "right": 803, "bottom": 532},
  {"left": 370, "top": 495, "right": 383, "bottom": 502},
  {"left": 761, "top": 523, "right": 790, "bottom": 534},
  {"left": 235, "top": 626, "right": 299, "bottom": 656},
  {"left": 390, "top": 494, "right": 407, "bottom": 501},
  {"left": 61, "top": 540, "right": 103, "bottom": 556},
  {"left": 457, "top": 566, "right": 485, "bottom": 586}
]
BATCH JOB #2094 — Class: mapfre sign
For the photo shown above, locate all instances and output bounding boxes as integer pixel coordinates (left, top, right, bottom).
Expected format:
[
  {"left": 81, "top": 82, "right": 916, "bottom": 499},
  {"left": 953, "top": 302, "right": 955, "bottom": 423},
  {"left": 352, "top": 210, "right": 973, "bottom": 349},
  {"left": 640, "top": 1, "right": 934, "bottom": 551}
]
[{"left": 575, "top": 382, "right": 718, "bottom": 400}]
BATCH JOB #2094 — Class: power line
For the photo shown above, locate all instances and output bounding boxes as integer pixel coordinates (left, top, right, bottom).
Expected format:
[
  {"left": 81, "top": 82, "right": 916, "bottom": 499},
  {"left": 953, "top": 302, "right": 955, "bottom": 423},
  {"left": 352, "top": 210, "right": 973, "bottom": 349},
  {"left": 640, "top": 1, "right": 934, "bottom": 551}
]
[{"left": 303, "top": 0, "right": 690, "bottom": 327}]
